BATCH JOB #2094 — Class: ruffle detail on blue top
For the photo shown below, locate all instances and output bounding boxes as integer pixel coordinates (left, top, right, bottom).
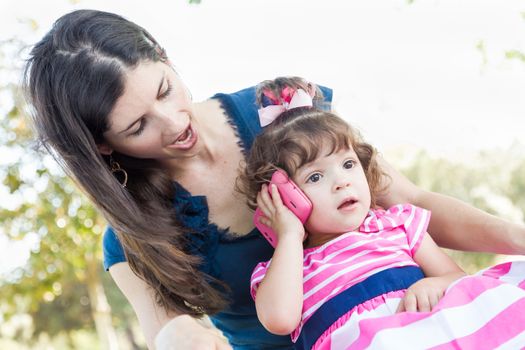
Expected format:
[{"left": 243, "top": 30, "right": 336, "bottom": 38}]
[
  {"left": 212, "top": 88, "right": 261, "bottom": 157},
  {"left": 172, "top": 182, "right": 222, "bottom": 279}
]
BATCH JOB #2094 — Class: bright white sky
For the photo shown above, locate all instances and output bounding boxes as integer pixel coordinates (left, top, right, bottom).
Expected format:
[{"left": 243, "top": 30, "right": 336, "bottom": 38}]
[
  {"left": 1, "top": 0, "right": 524, "bottom": 274},
  {"left": 2, "top": 0, "right": 524, "bottom": 155}
]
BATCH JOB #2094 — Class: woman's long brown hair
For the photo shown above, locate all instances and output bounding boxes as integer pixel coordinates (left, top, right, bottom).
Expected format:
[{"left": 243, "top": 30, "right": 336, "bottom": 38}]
[{"left": 24, "top": 10, "right": 227, "bottom": 316}]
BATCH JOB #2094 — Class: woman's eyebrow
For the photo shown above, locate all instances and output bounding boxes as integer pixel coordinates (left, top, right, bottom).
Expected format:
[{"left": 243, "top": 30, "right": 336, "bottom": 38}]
[{"left": 118, "top": 73, "right": 165, "bottom": 134}]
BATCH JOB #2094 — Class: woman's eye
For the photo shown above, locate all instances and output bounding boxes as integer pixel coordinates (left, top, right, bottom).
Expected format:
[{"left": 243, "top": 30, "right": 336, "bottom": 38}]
[
  {"left": 307, "top": 173, "right": 322, "bottom": 183},
  {"left": 344, "top": 160, "right": 356, "bottom": 169},
  {"left": 131, "top": 119, "right": 146, "bottom": 136},
  {"left": 159, "top": 81, "right": 173, "bottom": 100}
]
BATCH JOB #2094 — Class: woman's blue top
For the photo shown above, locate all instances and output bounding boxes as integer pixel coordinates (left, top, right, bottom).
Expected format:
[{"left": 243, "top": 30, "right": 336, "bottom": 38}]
[{"left": 103, "top": 85, "right": 333, "bottom": 349}]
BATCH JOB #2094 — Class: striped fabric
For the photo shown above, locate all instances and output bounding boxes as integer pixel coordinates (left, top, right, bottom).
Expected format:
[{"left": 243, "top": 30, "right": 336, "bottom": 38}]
[
  {"left": 322, "top": 261, "right": 525, "bottom": 349},
  {"left": 250, "top": 204, "right": 431, "bottom": 343}
]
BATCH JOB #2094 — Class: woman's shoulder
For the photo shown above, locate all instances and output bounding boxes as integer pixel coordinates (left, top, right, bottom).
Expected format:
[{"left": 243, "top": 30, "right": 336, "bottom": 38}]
[
  {"left": 209, "top": 86, "right": 260, "bottom": 153},
  {"left": 211, "top": 86, "right": 259, "bottom": 123},
  {"left": 209, "top": 83, "right": 333, "bottom": 150},
  {"left": 102, "top": 226, "right": 126, "bottom": 270},
  {"left": 211, "top": 86, "right": 256, "bottom": 105},
  {"left": 210, "top": 82, "right": 333, "bottom": 121}
]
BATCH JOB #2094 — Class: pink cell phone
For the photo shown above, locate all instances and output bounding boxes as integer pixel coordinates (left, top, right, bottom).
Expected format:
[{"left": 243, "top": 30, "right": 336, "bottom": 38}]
[{"left": 254, "top": 169, "right": 313, "bottom": 247}]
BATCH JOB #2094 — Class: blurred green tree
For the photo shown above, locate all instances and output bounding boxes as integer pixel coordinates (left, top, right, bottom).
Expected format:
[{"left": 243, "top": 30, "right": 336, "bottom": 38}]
[
  {"left": 0, "top": 38, "right": 143, "bottom": 349},
  {"left": 2, "top": 2, "right": 202, "bottom": 348},
  {"left": 505, "top": 11, "right": 525, "bottom": 62},
  {"left": 390, "top": 146, "right": 525, "bottom": 273}
]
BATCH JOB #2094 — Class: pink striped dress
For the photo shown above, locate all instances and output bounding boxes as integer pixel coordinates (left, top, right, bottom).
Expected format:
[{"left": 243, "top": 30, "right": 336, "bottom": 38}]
[{"left": 250, "top": 204, "right": 525, "bottom": 349}]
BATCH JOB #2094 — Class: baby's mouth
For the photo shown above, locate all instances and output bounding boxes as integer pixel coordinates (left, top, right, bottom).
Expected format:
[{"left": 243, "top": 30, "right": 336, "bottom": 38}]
[{"left": 338, "top": 198, "right": 358, "bottom": 210}]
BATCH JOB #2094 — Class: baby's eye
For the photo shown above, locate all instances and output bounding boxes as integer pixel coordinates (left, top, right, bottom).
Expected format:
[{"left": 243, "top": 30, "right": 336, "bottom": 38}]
[
  {"left": 307, "top": 173, "right": 322, "bottom": 183},
  {"left": 344, "top": 160, "right": 356, "bottom": 169}
]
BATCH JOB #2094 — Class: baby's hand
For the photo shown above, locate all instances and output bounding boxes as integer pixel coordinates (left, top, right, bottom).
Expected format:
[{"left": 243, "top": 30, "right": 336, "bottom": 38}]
[
  {"left": 256, "top": 184, "right": 305, "bottom": 242},
  {"left": 396, "top": 276, "right": 451, "bottom": 313}
]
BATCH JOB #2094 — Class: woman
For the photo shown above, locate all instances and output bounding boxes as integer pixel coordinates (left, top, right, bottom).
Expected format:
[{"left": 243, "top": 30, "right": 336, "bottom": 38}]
[{"left": 24, "top": 9, "right": 525, "bottom": 349}]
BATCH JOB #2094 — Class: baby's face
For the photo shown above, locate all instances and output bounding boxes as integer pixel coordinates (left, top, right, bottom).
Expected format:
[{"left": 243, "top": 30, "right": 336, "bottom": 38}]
[{"left": 292, "top": 146, "right": 371, "bottom": 247}]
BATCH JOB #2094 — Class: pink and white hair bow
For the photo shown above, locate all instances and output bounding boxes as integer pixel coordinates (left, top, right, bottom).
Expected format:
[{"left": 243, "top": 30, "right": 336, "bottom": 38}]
[{"left": 258, "top": 86, "right": 316, "bottom": 127}]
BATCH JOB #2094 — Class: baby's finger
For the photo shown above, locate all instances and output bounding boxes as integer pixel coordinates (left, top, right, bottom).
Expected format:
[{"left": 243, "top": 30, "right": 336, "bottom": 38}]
[
  {"left": 257, "top": 187, "right": 273, "bottom": 215},
  {"left": 403, "top": 291, "right": 418, "bottom": 312},
  {"left": 428, "top": 292, "right": 440, "bottom": 311},
  {"left": 261, "top": 184, "right": 276, "bottom": 208},
  {"left": 259, "top": 184, "right": 270, "bottom": 201},
  {"left": 269, "top": 184, "right": 285, "bottom": 208},
  {"left": 396, "top": 299, "right": 405, "bottom": 313},
  {"left": 257, "top": 215, "right": 272, "bottom": 227},
  {"left": 416, "top": 294, "right": 431, "bottom": 312}
]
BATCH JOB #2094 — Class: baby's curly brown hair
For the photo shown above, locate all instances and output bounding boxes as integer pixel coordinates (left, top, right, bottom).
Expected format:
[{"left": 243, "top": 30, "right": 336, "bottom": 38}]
[{"left": 237, "top": 77, "right": 388, "bottom": 211}]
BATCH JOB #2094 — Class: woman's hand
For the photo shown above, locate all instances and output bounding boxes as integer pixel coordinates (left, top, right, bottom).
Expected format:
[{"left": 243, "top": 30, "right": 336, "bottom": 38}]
[
  {"left": 155, "top": 314, "right": 232, "bottom": 350},
  {"left": 256, "top": 184, "right": 306, "bottom": 242},
  {"left": 396, "top": 273, "right": 464, "bottom": 313}
]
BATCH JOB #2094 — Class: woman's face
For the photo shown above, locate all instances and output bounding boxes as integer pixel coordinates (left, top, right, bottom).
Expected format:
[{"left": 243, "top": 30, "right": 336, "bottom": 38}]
[{"left": 101, "top": 60, "right": 199, "bottom": 161}]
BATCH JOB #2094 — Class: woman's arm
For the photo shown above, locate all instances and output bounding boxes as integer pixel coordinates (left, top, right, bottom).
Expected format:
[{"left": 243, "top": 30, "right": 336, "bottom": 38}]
[
  {"left": 377, "top": 155, "right": 525, "bottom": 254},
  {"left": 109, "top": 262, "right": 231, "bottom": 349}
]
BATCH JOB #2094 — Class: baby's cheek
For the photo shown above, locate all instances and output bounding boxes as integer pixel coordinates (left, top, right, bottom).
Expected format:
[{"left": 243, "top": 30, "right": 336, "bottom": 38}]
[{"left": 304, "top": 209, "right": 330, "bottom": 234}]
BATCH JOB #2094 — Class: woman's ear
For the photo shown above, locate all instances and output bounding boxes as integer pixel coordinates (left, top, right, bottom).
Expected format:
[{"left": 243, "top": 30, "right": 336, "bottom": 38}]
[{"left": 97, "top": 143, "right": 113, "bottom": 156}]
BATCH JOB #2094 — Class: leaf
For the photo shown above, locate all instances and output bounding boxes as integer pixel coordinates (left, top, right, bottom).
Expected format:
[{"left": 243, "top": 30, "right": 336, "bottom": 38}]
[
  {"left": 3, "top": 172, "right": 22, "bottom": 193},
  {"left": 505, "top": 50, "right": 525, "bottom": 62}
]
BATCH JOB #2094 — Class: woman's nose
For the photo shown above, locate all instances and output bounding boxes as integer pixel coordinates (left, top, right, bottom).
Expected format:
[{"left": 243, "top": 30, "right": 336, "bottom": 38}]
[
  {"left": 156, "top": 106, "right": 185, "bottom": 130},
  {"left": 156, "top": 110, "right": 187, "bottom": 145}
]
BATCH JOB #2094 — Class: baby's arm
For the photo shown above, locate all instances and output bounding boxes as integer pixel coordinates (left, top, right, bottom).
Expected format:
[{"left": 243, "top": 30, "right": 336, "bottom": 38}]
[
  {"left": 255, "top": 233, "right": 304, "bottom": 334},
  {"left": 397, "top": 233, "right": 466, "bottom": 312},
  {"left": 254, "top": 184, "right": 305, "bottom": 334}
]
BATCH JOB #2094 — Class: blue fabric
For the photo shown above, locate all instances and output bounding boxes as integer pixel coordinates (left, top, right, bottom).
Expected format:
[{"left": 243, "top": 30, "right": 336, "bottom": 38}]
[
  {"left": 295, "top": 266, "right": 425, "bottom": 350},
  {"left": 102, "top": 226, "right": 125, "bottom": 271},
  {"left": 102, "top": 84, "right": 333, "bottom": 349}
]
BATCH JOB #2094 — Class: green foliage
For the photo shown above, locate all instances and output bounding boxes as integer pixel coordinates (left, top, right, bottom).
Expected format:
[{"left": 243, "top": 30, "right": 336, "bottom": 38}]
[
  {"left": 0, "top": 2, "right": 521, "bottom": 347},
  {"left": 390, "top": 145, "right": 525, "bottom": 272},
  {"left": 476, "top": 40, "right": 488, "bottom": 67},
  {"left": 506, "top": 50, "right": 525, "bottom": 62},
  {"left": 1, "top": 1, "right": 203, "bottom": 347},
  {"left": 508, "top": 160, "right": 525, "bottom": 213},
  {"left": 0, "top": 39, "right": 143, "bottom": 349}
]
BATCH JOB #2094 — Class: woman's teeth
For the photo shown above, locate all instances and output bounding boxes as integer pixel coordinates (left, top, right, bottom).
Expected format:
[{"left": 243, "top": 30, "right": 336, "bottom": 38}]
[{"left": 175, "top": 129, "right": 192, "bottom": 144}]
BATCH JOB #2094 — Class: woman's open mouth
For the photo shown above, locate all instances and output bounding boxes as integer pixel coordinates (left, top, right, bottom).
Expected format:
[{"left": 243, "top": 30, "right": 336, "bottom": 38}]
[{"left": 167, "top": 124, "right": 198, "bottom": 150}]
